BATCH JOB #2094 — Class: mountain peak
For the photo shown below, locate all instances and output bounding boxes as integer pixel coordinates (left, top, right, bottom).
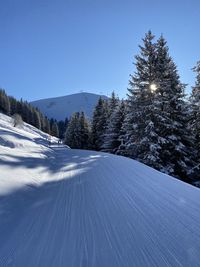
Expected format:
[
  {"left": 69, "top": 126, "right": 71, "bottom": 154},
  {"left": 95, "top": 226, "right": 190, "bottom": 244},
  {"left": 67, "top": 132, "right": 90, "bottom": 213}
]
[{"left": 30, "top": 92, "right": 108, "bottom": 121}]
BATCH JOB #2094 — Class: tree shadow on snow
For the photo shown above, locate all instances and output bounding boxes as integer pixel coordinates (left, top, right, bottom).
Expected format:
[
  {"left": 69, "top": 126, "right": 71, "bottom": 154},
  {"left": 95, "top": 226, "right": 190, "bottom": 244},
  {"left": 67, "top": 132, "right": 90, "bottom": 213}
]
[
  {"left": 0, "top": 147, "right": 108, "bottom": 248},
  {"left": 0, "top": 146, "right": 107, "bottom": 175}
]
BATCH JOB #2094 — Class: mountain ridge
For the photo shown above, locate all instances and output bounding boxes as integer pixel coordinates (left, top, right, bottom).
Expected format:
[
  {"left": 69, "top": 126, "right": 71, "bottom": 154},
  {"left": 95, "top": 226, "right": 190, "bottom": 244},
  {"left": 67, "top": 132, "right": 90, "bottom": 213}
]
[{"left": 30, "top": 92, "right": 108, "bottom": 121}]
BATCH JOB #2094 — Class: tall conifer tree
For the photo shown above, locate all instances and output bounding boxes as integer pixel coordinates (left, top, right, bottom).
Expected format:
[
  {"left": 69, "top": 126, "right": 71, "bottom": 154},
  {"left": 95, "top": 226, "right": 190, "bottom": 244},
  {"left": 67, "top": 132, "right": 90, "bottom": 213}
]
[
  {"left": 122, "top": 32, "right": 197, "bottom": 181},
  {"left": 91, "top": 97, "right": 108, "bottom": 150},
  {"left": 101, "top": 100, "right": 126, "bottom": 153},
  {"left": 190, "top": 61, "right": 200, "bottom": 154}
]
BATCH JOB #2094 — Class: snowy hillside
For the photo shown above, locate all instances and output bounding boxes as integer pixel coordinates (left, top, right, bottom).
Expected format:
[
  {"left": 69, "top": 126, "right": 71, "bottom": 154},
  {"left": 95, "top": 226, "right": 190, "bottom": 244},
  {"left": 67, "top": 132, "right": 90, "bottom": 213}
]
[
  {"left": 30, "top": 92, "right": 108, "bottom": 120},
  {"left": 0, "top": 114, "right": 60, "bottom": 195},
  {"left": 0, "top": 113, "right": 200, "bottom": 266}
]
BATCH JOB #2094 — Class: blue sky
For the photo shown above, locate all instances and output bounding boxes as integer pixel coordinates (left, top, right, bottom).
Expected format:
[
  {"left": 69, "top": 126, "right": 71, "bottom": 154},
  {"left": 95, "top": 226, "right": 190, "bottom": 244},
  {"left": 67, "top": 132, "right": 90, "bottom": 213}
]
[{"left": 0, "top": 0, "right": 200, "bottom": 101}]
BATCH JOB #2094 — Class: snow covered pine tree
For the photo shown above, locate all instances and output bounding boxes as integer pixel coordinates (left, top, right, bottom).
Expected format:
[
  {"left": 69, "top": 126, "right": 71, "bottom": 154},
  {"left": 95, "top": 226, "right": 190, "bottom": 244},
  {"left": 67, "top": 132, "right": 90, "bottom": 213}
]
[{"left": 122, "top": 31, "right": 197, "bottom": 182}]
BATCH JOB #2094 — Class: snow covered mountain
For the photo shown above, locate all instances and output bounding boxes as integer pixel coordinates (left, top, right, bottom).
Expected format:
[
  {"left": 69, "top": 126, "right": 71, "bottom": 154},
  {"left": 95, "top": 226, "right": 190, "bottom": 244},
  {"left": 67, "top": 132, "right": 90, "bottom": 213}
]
[
  {"left": 30, "top": 92, "right": 108, "bottom": 120},
  {"left": 0, "top": 112, "right": 200, "bottom": 266}
]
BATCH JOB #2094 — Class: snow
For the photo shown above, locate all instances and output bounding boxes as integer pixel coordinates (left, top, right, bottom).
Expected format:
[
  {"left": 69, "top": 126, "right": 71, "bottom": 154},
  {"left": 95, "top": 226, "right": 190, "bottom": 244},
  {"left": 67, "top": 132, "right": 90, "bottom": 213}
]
[
  {"left": 30, "top": 92, "right": 108, "bottom": 120},
  {"left": 1, "top": 113, "right": 200, "bottom": 266}
]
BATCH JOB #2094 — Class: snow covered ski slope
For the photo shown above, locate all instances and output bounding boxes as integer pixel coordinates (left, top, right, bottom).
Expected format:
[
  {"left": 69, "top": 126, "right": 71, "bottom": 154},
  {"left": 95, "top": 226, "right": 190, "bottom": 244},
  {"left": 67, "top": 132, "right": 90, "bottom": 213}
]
[{"left": 0, "top": 113, "right": 200, "bottom": 266}]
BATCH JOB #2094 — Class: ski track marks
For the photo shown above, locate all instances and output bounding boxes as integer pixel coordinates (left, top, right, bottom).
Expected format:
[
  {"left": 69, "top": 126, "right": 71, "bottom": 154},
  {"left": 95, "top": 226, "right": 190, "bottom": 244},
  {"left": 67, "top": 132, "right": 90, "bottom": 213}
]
[{"left": 0, "top": 148, "right": 200, "bottom": 266}]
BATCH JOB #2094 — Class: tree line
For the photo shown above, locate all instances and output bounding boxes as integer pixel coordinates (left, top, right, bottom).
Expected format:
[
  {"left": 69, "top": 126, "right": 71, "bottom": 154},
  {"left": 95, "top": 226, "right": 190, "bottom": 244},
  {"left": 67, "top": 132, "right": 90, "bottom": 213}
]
[
  {"left": 64, "top": 31, "right": 200, "bottom": 186},
  {"left": 0, "top": 89, "right": 68, "bottom": 138}
]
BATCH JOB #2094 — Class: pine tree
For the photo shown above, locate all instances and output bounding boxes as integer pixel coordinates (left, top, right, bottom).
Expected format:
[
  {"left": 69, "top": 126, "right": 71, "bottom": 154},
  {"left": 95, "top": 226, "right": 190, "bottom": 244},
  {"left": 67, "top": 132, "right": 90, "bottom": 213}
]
[
  {"left": 28, "top": 106, "right": 35, "bottom": 126},
  {"left": 154, "top": 36, "right": 197, "bottom": 180},
  {"left": 188, "top": 61, "right": 200, "bottom": 181},
  {"left": 100, "top": 91, "right": 119, "bottom": 150},
  {"left": 40, "top": 114, "right": 46, "bottom": 132},
  {"left": 79, "top": 112, "right": 90, "bottom": 149},
  {"left": 21, "top": 101, "right": 30, "bottom": 123},
  {"left": 101, "top": 100, "right": 126, "bottom": 153},
  {"left": 0, "top": 89, "right": 10, "bottom": 115},
  {"left": 123, "top": 31, "right": 158, "bottom": 161},
  {"left": 33, "top": 109, "right": 41, "bottom": 129},
  {"left": 50, "top": 118, "right": 55, "bottom": 131},
  {"left": 57, "top": 120, "right": 66, "bottom": 139},
  {"left": 116, "top": 101, "right": 129, "bottom": 156},
  {"left": 91, "top": 97, "right": 108, "bottom": 150},
  {"left": 65, "top": 112, "right": 90, "bottom": 149},
  {"left": 51, "top": 122, "right": 59, "bottom": 137},
  {"left": 64, "top": 112, "right": 80, "bottom": 148},
  {"left": 107, "top": 91, "right": 119, "bottom": 118},
  {"left": 44, "top": 116, "right": 51, "bottom": 134},
  {"left": 16, "top": 99, "right": 23, "bottom": 116},
  {"left": 190, "top": 61, "right": 200, "bottom": 154},
  {"left": 9, "top": 96, "right": 18, "bottom": 115},
  {"left": 64, "top": 117, "right": 69, "bottom": 128},
  {"left": 122, "top": 32, "right": 197, "bottom": 181}
]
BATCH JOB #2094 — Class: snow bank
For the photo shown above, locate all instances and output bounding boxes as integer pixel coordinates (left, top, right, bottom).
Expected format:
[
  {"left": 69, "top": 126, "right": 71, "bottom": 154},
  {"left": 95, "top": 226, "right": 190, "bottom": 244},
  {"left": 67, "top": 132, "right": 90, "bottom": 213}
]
[{"left": 0, "top": 113, "right": 59, "bottom": 195}]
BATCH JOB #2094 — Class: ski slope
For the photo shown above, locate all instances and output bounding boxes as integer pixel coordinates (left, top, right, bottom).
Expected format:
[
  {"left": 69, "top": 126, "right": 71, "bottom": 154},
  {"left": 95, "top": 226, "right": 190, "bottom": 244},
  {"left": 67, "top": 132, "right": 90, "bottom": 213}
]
[{"left": 0, "top": 113, "right": 200, "bottom": 266}]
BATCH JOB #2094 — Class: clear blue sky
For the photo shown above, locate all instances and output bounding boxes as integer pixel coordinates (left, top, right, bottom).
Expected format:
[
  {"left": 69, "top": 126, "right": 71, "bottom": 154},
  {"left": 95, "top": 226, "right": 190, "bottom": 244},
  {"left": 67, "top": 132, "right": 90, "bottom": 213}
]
[{"left": 0, "top": 0, "right": 200, "bottom": 101}]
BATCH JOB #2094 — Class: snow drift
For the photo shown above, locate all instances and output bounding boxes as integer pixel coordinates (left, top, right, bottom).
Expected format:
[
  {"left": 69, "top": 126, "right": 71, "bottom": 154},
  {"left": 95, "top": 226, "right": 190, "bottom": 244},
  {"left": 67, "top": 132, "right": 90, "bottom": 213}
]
[{"left": 0, "top": 113, "right": 200, "bottom": 266}]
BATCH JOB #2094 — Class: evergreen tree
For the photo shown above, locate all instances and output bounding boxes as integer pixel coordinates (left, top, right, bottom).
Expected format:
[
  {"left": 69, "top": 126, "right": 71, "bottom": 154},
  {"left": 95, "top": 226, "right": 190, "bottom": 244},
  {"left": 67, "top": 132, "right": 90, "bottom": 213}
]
[
  {"left": 0, "top": 89, "right": 10, "bottom": 114},
  {"left": 116, "top": 101, "right": 129, "bottom": 156},
  {"left": 107, "top": 91, "right": 119, "bottom": 118},
  {"left": 9, "top": 96, "right": 18, "bottom": 115},
  {"left": 64, "top": 117, "right": 69, "bottom": 128},
  {"left": 44, "top": 116, "right": 51, "bottom": 134},
  {"left": 50, "top": 118, "right": 55, "bottom": 131},
  {"left": 40, "top": 114, "right": 46, "bottom": 132},
  {"left": 28, "top": 106, "right": 35, "bottom": 126},
  {"left": 188, "top": 61, "right": 200, "bottom": 181},
  {"left": 16, "top": 99, "right": 23, "bottom": 116},
  {"left": 91, "top": 97, "right": 108, "bottom": 150},
  {"left": 101, "top": 100, "right": 126, "bottom": 153},
  {"left": 79, "top": 112, "right": 90, "bottom": 149},
  {"left": 122, "top": 32, "right": 197, "bottom": 181},
  {"left": 57, "top": 120, "right": 66, "bottom": 139},
  {"left": 154, "top": 36, "right": 197, "bottom": 180},
  {"left": 33, "top": 109, "right": 41, "bottom": 129},
  {"left": 65, "top": 112, "right": 90, "bottom": 149},
  {"left": 122, "top": 31, "right": 158, "bottom": 161},
  {"left": 64, "top": 112, "right": 81, "bottom": 148},
  {"left": 100, "top": 91, "right": 119, "bottom": 150},
  {"left": 21, "top": 101, "right": 30, "bottom": 123},
  {"left": 190, "top": 61, "right": 200, "bottom": 155},
  {"left": 51, "top": 122, "right": 59, "bottom": 137}
]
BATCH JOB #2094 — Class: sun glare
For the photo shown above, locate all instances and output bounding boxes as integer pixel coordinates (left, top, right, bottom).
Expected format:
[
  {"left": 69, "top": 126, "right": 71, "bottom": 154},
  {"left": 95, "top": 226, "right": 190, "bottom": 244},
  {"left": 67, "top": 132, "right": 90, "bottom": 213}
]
[{"left": 150, "top": 83, "right": 157, "bottom": 92}]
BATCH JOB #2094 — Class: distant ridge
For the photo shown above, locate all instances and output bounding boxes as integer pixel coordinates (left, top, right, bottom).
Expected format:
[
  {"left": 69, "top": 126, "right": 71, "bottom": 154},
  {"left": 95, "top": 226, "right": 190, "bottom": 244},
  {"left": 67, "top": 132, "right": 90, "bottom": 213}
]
[{"left": 30, "top": 92, "right": 108, "bottom": 121}]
